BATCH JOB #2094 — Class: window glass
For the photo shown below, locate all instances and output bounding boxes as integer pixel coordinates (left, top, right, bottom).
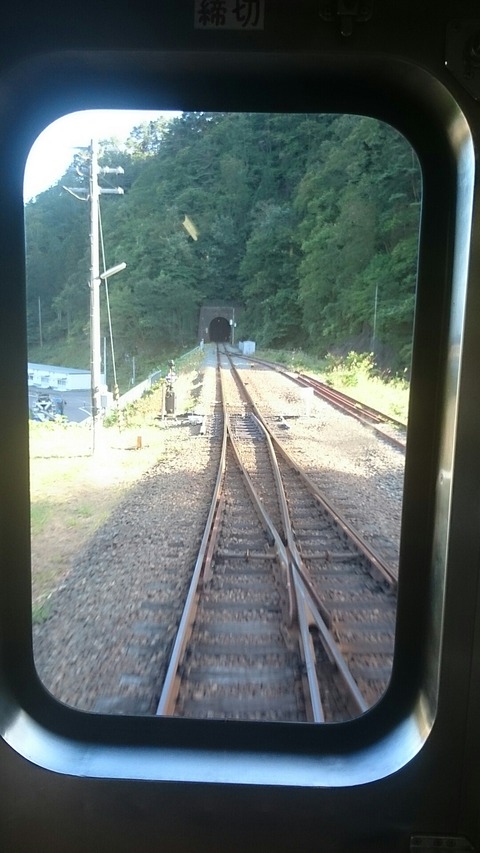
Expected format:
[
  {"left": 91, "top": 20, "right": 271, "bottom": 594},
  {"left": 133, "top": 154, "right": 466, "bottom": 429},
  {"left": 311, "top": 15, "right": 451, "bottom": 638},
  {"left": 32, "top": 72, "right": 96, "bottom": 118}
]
[{"left": 26, "top": 110, "right": 420, "bottom": 721}]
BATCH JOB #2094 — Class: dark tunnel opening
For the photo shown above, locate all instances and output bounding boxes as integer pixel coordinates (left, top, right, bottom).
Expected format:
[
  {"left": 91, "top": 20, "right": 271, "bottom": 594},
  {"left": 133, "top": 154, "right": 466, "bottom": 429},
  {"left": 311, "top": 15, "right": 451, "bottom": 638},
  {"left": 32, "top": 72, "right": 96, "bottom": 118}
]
[{"left": 209, "top": 317, "right": 231, "bottom": 343}]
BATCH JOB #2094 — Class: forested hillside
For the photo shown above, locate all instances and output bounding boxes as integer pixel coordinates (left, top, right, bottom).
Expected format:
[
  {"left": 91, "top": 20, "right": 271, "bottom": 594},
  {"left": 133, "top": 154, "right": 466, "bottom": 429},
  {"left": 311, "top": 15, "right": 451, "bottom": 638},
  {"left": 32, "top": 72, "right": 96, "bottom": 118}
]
[{"left": 25, "top": 112, "right": 421, "bottom": 382}]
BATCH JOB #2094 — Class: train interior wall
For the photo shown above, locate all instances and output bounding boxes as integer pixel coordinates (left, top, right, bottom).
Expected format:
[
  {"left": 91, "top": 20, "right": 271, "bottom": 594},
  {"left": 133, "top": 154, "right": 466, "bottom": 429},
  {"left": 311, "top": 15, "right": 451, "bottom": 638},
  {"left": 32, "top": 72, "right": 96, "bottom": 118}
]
[{"left": 1, "top": 2, "right": 480, "bottom": 851}]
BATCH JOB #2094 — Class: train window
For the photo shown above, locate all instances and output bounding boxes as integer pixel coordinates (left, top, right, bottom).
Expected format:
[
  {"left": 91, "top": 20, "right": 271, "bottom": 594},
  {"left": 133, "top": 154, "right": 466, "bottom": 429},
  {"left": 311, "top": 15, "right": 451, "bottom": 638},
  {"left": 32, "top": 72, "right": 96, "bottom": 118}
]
[{"left": 26, "top": 109, "right": 420, "bottom": 723}]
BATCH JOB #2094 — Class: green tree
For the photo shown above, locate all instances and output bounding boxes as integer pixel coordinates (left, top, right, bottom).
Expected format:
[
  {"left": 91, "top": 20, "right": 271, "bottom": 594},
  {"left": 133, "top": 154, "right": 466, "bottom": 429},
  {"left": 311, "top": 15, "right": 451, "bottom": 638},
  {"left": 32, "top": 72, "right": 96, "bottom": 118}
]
[
  {"left": 241, "top": 203, "right": 301, "bottom": 346},
  {"left": 25, "top": 110, "right": 421, "bottom": 376},
  {"left": 295, "top": 115, "right": 420, "bottom": 366}
]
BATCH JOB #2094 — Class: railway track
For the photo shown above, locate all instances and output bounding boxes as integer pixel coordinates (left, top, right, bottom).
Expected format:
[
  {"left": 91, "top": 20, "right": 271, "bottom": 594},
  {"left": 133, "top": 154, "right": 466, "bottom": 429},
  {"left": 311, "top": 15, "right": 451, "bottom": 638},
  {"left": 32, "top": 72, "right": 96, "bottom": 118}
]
[
  {"left": 156, "top": 347, "right": 397, "bottom": 723},
  {"left": 295, "top": 372, "right": 407, "bottom": 449},
  {"left": 232, "top": 348, "right": 407, "bottom": 450}
]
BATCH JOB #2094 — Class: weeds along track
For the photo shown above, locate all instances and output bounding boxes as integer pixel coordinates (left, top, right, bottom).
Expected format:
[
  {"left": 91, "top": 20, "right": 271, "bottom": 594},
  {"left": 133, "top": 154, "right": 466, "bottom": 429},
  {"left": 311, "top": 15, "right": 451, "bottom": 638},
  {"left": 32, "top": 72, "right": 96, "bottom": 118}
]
[{"left": 157, "top": 348, "right": 397, "bottom": 722}]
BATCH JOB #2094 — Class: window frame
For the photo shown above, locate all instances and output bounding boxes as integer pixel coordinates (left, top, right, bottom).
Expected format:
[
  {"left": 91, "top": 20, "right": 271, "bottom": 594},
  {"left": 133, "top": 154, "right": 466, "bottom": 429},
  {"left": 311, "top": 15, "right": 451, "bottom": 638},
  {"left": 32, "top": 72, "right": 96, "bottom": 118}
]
[{"left": 0, "top": 48, "right": 475, "bottom": 787}]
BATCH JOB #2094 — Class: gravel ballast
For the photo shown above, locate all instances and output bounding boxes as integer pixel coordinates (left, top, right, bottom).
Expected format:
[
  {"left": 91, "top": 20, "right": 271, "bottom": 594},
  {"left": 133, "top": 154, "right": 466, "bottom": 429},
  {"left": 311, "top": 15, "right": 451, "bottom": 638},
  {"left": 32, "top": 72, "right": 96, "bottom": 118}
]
[{"left": 33, "top": 350, "right": 404, "bottom": 713}]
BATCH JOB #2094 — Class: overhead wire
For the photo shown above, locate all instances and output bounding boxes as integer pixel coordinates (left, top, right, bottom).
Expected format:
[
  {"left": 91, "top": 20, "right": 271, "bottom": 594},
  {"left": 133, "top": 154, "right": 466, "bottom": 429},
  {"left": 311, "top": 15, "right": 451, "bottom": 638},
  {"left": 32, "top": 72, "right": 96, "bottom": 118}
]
[{"left": 99, "top": 203, "right": 119, "bottom": 401}]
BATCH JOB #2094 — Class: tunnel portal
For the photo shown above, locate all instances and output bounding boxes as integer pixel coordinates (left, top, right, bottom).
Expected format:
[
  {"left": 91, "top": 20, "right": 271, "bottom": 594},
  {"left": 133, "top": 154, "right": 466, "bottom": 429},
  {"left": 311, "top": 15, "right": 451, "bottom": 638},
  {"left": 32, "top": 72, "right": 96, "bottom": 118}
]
[{"left": 198, "top": 304, "right": 241, "bottom": 343}]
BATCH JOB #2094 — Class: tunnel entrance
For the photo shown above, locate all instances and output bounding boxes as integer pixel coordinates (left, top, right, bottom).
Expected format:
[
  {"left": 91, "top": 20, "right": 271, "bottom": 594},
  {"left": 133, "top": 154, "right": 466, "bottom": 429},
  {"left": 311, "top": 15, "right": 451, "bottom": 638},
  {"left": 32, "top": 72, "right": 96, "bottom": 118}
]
[
  {"left": 198, "top": 304, "right": 241, "bottom": 343},
  {"left": 209, "top": 316, "right": 231, "bottom": 343}
]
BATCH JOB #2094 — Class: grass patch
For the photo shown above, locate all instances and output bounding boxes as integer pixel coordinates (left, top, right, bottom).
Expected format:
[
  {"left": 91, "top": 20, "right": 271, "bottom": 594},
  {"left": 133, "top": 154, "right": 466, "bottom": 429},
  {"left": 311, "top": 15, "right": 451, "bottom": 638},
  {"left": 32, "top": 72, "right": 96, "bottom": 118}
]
[
  {"left": 29, "top": 356, "right": 202, "bottom": 613},
  {"left": 75, "top": 503, "right": 94, "bottom": 518},
  {"left": 66, "top": 504, "right": 96, "bottom": 528},
  {"left": 29, "top": 410, "right": 167, "bottom": 608},
  {"left": 32, "top": 597, "right": 53, "bottom": 625},
  {"left": 30, "top": 501, "right": 54, "bottom": 535}
]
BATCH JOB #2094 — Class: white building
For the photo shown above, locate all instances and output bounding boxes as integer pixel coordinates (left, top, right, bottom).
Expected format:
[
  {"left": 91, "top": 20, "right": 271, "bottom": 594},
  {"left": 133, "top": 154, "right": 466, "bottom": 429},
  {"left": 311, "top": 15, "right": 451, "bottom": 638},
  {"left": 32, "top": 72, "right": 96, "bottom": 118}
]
[{"left": 28, "top": 363, "right": 92, "bottom": 392}]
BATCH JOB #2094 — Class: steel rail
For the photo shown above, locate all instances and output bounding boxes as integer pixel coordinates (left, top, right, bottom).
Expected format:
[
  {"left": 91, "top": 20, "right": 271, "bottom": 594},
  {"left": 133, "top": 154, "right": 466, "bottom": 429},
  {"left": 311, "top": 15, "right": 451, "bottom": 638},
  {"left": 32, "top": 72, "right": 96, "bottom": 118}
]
[
  {"left": 249, "top": 411, "right": 369, "bottom": 719},
  {"left": 236, "top": 412, "right": 324, "bottom": 721},
  {"left": 226, "top": 357, "right": 375, "bottom": 719},
  {"left": 270, "top": 433, "right": 397, "bottom": 590},
  {"left": 248, "top": 413, "right": 297, "bottom": 627},
  {"left": 225, "top": 411, "right": 294, "bottom": 617},
  {"left": 295, "top": 575, "right": 325, "bottom": 722},
  {"left": 293, "top": 569, "right": 369, "bottom": 716},
  {"left": 156, "top": 361, "right": 228, "bottom": 716},
  {"left": 251, "top": 413, "right": 332, "bottom": 627},
  {"left": 294, "top": 373, "right": 406, "bottom": 450},
  {"left": 297, "top": 373, "right": 406, "bottom": 429},
  {"left": 229, "top": 348, "right": 406, "bottom": 449},
  {"left": 226, "top": 351, "right": 396, "bottom": 715},
  {"left": 159, "top": 348, "right": 389, "bottom": 721},
  {"left": 228, "top": 355, "right": 398, "bottom": 591},
  {"left": 157, "top": 352, "right": 317, "bottom": 720},
  {"left": 225, "top": 411, "right": 323, "bottom": 722}
]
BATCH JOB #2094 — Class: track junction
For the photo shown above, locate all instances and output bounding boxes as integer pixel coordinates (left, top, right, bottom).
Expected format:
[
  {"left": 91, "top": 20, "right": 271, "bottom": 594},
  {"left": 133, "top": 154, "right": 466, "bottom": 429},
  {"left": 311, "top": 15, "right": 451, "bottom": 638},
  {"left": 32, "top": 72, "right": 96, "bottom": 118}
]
[
  {"left": 33, "top": 344, "right": 405, "bottom": 722},
  {"left": 157, "top": 347, "right": 398, "bottom": 723}
]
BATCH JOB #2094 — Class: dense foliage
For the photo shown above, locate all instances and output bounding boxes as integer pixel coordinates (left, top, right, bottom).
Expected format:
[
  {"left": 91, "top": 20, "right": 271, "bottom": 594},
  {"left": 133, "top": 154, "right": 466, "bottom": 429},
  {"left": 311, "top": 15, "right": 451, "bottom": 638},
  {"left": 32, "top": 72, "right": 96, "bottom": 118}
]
[{"left": 25, "top": 112, "right": 421, "bottom": 381}]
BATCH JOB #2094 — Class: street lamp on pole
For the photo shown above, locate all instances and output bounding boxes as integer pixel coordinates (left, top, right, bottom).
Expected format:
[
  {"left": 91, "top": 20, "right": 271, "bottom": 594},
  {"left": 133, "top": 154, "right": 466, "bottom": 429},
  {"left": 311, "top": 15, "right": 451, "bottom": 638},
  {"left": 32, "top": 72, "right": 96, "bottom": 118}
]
[
  {"left": 64, "top": 139, "right": 124, "bottom": 451},
  {"left": 100, "top": 262, "right": 127, "bottom": 280},
  {"left": 87, "top": 137, "right": 124, "bottom": 433}
]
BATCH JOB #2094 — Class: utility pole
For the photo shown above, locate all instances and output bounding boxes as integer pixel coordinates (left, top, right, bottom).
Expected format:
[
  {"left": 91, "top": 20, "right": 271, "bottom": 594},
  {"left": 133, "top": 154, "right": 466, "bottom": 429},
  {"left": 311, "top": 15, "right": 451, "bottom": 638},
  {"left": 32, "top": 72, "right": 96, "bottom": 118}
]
[
  {"left": 89, "top": 140, "right": 125, "bottom": 424},
  {"left": 90, "top": 139, "right": 102, "bottom": 424},
  {"left": 65, "top": 141, "right": 124, "bottom": 448}
]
